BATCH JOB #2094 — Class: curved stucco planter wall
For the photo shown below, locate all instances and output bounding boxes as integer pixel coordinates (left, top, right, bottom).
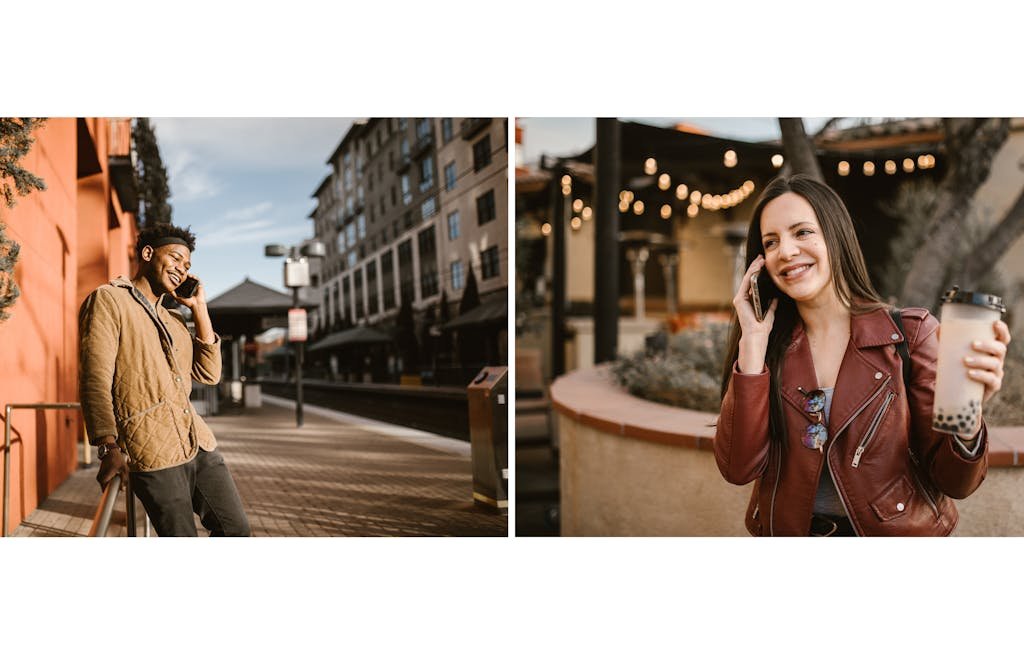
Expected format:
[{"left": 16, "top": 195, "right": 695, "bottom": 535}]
[{"left": 551, "top": 365, "right": 1024, "bottom": 536}]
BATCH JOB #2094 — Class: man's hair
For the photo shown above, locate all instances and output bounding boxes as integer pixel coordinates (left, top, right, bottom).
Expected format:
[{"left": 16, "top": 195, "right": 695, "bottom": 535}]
[{"left": 136, "top": 222, "right": 197, "bottom": 257}]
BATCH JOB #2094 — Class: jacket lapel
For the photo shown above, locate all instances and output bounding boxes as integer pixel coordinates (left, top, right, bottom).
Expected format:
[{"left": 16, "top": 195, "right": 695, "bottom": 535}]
[
  {"left": 779, "top": 322, "right": 820, "bottom": 417},
  {"left": 822, "top": 310, "right": 897, "bottom": 435}
]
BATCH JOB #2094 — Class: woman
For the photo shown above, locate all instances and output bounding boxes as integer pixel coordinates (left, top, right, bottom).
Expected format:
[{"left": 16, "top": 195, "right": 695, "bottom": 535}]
[{"left": 713, "top": 174, "right": 1010, "bottom": 536}]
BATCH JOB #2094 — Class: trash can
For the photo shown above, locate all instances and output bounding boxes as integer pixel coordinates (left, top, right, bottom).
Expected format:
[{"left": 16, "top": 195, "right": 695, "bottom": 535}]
[{"left": 467, "top": 366, "right": 508, "bottom": 514}]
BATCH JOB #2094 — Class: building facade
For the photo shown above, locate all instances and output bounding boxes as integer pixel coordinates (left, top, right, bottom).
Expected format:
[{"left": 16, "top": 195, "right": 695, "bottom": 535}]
[
  {"left": 0, "top": 117, "right": 138, "bottom": 530},
  {"left": 309, "top": 118, "right": 508, "bottom": 364}
]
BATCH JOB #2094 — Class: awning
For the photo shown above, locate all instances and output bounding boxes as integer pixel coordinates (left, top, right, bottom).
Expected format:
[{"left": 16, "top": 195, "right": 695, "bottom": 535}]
[
  {"left": 307, "top": 325, "right": 393, "bottom": 353},
  {"left": 442, "top": 291, "right": 508, "bottom": 330}
]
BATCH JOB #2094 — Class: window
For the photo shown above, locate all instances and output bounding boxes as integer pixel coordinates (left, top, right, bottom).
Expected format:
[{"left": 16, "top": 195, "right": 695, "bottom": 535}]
[
  {"left": 398, "top": 118, "right": 407, "bottom": 132},
  {"left": 419, "top": 155, "right": 434, "bottom": 192},
  {"left": 441, "top": 118, "right": 453, "bottom": 143},
  {"left": 421, "top": 196, "right": 437, "bottom": 220},
  {"left": 354, "top": 268, "right": 365, "bottom": 319},
  {"left": 343, "top": 276, "right": 351, "bottom": 318},
  {"left": 400, "top": 137, "right": 409, "bottom": 158},
  {"left": 451, "top": 260, "right": 464, "bottom": 291},
  {"left": 347, "top": 250, "right": 357, "bottom": 268},
  {"left": 366, "top": 260, "right": 379, "bottom": 315},
  {"left": 473, "top": 135, "right": 492, "bottom": 171},
  {"left": 346, "top": 222, "right": 356, "bottom": 246},
  {"left": 401, "top": 174, "right": 412, "bottom": 205},
  {"left": 397, "top": 239, "right": 414, "bottom": 302},
  {"left": 346, "top": 196, "right": 354, "bottom": 216},
  {"left": 381, "top": 250, "right": 396, "bottom": 311},
  {"left": 447, "top": 211, "right": 460, "bottom": 240},
  {"left": 344, "top": 166, "right": 354, "bottom": 190},
  {"left": 416, "top": 118, "right": 430, "bottom": 140},
  {"left": 444, "top": 161, "right": 456, "bottom": 191},
  {"left": 481, "top": 245, "right": 500, "bottom": 280},
  {"left": 418, "top": 226, "right": 438, "bottom": 299},
  {"left": 357, "top": 184, "right": 364, "bottom": 204},
  {"left": 337, "top": 231, "right": 346, "bottom": 252},
  {"left": 357, "top": 214, "right": 366, "bottom": 239},
  {"left": 476, "top": 189, "right": 496, "bottom": 225},
  {"left": 391, "top": 185, "right": 397, "bottom": 207}
]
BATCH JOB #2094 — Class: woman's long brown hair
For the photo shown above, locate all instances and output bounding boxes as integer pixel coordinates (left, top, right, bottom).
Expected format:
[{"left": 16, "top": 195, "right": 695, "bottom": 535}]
[{"left": 718, "top": 174, "right": 886, "bottom": 447}]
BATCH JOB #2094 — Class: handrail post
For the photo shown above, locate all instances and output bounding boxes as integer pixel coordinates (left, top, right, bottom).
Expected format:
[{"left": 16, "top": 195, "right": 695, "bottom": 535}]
[{"left": 3, "top": 404, "right": 11, "bottom": 538}]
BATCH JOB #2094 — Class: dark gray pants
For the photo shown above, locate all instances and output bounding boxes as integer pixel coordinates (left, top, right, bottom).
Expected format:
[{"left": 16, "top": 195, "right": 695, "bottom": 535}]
[{"left": 131, "top": 448, "right": 251, "bottom": 537}]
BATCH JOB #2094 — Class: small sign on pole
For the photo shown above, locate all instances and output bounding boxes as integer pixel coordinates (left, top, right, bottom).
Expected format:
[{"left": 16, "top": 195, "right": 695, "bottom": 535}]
[{"left": 288, "top": 308, "right": 308, "bottom": 342}]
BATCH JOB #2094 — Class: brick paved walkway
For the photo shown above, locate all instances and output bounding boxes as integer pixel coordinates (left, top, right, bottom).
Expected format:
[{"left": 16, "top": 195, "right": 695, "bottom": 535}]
[{"left": 11, "top": 400, "right": 507, "bottom": 537}]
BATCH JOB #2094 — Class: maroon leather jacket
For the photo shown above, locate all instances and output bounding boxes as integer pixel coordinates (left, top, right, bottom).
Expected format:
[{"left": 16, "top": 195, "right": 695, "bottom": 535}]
[{"left": 714, "top": 307, "right": 988, "bottom": 536}]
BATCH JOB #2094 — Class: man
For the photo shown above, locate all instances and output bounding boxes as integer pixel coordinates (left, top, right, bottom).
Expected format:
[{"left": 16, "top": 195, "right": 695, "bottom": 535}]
[{"left": 78, "top": 223, "right": 250, "bottom": 536}]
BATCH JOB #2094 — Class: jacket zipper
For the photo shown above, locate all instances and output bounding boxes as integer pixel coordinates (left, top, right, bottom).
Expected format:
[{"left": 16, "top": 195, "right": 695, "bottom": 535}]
[
  {"left": 819, "top": 378, "right": 889, "bottom": 537},
  {"left": 908, "top": 448, "right": 941, "bottom": 518},
  {"left": 851, "top": 391, "right": 897, "bottom": 468}
]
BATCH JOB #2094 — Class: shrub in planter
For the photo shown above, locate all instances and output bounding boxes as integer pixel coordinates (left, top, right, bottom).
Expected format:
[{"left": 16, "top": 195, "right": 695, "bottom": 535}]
[{"left": 612, "top": 322, "right": 730, "bottom": 413}]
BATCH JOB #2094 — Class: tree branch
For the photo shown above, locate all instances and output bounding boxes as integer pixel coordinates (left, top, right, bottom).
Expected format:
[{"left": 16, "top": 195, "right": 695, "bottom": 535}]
[{"left": 963, "top": 185, "right": 1024, "bottom": 285}]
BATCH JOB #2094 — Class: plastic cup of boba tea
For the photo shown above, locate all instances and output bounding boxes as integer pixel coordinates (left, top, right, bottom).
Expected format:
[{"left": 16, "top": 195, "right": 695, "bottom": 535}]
[{"left": 932, "top": 286, "right": 1006, "bottom": 436}]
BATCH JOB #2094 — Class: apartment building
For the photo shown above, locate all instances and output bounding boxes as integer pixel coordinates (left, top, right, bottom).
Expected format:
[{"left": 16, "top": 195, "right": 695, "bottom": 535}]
[
  {"left": 435, "top": 118, "right": 509, "bottom": 302},
  {"left": 310, "top": 118, "right": 508, "bottom": 335}
]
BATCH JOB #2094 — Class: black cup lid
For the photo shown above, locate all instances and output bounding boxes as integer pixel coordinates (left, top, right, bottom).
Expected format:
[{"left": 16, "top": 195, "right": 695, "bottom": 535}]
[{"left": 941, "top": 286, "right": 1006, "bottom": 313}]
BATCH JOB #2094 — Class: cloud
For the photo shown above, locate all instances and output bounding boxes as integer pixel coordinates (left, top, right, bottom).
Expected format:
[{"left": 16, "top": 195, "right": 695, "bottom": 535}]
[
  {"left": 166, "top": 148, "right": 220, "bottom": 201},
  {"left": 222, "top": 201, "right": 273, "bottom": 223},
  {"left": 152, "top": 117, "right": 357, "bottom": 172},
  {"left": 198, "top": 222, "right": 311, "bottom": 249}
]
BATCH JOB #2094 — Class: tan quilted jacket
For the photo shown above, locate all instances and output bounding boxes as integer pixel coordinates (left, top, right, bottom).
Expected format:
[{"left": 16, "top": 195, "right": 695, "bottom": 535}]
[{"left": 78, "top": 276, "right": 221, "bottom": 472}]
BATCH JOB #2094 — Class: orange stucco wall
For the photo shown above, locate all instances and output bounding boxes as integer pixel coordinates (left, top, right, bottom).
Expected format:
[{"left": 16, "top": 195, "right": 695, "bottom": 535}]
[{"left": 0, "top": 117, "right": 136, "bottom": 531}]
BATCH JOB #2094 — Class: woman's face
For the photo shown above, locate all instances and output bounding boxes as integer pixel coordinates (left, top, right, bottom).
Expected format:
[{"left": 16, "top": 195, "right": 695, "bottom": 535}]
[{"left": 759, "top": 192, "right": 833, "bottom": 305}]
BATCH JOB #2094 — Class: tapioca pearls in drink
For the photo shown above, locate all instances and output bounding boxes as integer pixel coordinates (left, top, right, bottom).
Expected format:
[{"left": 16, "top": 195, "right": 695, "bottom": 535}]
[{"left": 932, "top": 287, "right": 1005, "bottom": 436}]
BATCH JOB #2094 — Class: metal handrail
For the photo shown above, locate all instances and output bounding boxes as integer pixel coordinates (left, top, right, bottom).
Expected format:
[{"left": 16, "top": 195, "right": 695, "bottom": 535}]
[
  {"left": 3, "top": 402, "right": 82, "bottom": 537},
  {"left": 88, "top": 475, "right": 122, "bottom": 537}
]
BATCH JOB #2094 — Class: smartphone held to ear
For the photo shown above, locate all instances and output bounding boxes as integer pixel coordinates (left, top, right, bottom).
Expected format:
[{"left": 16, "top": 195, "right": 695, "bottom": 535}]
[
  {"left": 749, "top": 271, "right": 779, "bottom": 321},
  {"left": 176, "top": 276, "right": 199, "bottom": 298}
]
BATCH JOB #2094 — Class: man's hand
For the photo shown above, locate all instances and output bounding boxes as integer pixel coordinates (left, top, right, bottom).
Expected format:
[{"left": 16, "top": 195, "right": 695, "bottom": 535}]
[
  {"left": 96, "top": 448, "right": 128, "bottom": 489},
  {"left": 170, "top": 274, "right": 206, "bottom": 311}
]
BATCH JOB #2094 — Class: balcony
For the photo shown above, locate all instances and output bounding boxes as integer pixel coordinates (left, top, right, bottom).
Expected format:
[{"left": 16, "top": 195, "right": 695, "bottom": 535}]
[
  {"left": 460, "top": 118, "right": 492, "bottom": 140},
  {"left": 411, "top": 133, "right": 434, "bottom": 159},
  {"left": 396, "top": 152, "right": 412, "bottom": 173},
  {"left": 107, "top": 118, "right": 138, "bottom": 213}
]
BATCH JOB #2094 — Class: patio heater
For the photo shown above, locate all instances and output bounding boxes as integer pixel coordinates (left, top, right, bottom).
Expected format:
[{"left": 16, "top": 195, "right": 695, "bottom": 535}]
[{"left": 265, "top": 241, "right": 325, "bottom": 427}]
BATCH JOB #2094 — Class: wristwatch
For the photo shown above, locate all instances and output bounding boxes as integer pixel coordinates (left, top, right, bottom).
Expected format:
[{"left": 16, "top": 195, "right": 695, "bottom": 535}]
[{"left": 97, "top": 442, "right": 121, "bottom": 459}]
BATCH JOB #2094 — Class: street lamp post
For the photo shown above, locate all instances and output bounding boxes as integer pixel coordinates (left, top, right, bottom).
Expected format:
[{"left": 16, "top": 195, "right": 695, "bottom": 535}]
[{"left": 265, "top": 241, "right": 325, "bottom": 427}]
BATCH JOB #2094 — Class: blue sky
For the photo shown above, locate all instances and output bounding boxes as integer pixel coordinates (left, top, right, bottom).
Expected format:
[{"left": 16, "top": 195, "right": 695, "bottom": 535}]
[
  {"left": 151, "top": 117, "right": 829, "bottom": 300},
  {"left": 151, "top": 118, "right": 355, "bottom": 299},
  {"left": 517, "top": 117, "right": 829, "bottom": 167}
]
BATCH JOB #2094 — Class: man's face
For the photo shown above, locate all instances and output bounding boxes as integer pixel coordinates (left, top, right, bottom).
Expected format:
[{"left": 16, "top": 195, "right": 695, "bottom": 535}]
[{"left": 142, "top": 243, "right": 192, "bottom": 294}]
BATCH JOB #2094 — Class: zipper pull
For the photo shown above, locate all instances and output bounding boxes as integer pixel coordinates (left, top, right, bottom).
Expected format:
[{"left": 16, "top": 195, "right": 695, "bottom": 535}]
[{"left": 852, "top": 446, "right": 865, "bottom": 468}]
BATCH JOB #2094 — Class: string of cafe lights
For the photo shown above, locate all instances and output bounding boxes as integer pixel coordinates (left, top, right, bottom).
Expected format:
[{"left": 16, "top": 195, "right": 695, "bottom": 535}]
[
  {"left": 624, "top": 154, "right": 759, "bottom": 220},
  {"left": 539, "top": 148, "right": 938, "bottom": 236},
  {"left": 836, "top": 153, "right": 936, "bottom": 176}
]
